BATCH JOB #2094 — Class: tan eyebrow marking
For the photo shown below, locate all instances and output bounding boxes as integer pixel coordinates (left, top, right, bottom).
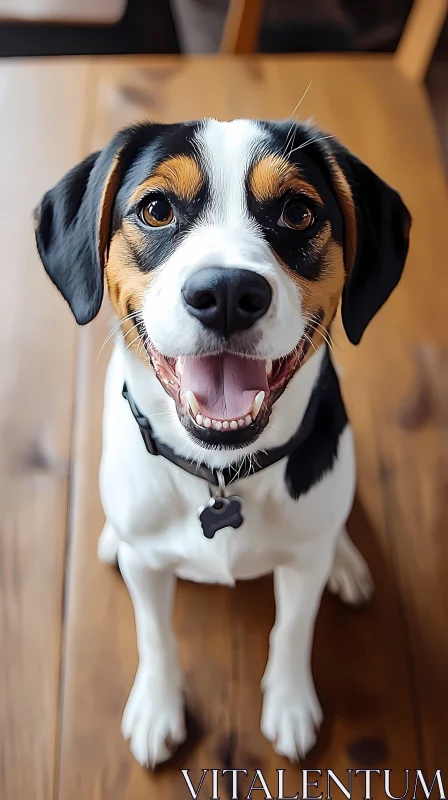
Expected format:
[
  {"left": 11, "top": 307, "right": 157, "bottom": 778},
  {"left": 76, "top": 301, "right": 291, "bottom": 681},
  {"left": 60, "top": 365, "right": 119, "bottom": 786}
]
[
  {"left": 324, "top": 151, "right": 357, "bottom": 273},
  {"left": 249, "top": 153, "right": 323, "bottom": 205},
  {"left": 129, "top": 154, "right": 203, "bottom": 206}
]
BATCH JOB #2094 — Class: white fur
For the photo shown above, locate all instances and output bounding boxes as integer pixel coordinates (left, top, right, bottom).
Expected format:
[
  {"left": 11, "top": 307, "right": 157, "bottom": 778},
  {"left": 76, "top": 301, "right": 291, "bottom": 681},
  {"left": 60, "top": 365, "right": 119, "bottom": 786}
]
[
  {"left": 98, "top": 119, "right": 373, "bottom": 766},
  {"left": 99, "top": 343, "right": 371, "bottom": 766},
  {"left": 142, "top": 121, "right": 304, "bottom": 367}
]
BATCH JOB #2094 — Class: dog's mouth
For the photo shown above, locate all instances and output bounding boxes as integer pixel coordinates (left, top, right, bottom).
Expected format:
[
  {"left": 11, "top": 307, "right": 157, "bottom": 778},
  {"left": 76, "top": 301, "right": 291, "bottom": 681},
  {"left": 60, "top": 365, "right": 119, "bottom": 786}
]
[{"left": 145, "top": 318, "right": 320, "bottom": 447}]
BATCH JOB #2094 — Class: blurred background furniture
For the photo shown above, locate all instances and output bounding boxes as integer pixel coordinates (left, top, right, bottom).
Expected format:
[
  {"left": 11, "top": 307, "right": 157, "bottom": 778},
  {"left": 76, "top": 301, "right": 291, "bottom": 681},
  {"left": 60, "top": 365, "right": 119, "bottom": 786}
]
[
  {"left": 1, "top": 0, "right": 447, "bottom": 164},
  {"left": 0, "top": 0, "right": 179, "bottom": 55},
  {"left": 1, "top": 1, "right": 448, "bottom": 799},
  {"left": 0, "top": 0, "right": 127, "bottom": 24}
]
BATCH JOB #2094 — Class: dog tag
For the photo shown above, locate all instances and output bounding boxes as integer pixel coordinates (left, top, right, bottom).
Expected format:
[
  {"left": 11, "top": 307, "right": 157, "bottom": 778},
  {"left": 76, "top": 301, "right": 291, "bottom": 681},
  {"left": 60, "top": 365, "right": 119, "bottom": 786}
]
[{"left": 198, "top": 495, "right": 244, "bottom": 539}]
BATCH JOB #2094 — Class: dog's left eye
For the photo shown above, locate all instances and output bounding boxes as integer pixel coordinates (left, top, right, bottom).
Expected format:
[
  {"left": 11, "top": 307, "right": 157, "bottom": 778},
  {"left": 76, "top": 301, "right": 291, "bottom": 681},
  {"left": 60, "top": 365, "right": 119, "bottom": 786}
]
[
  {"left": 140, "top": 195, "right": 174, "bottom": 227},
  {"left": 278, "top": 198, "right": 314, "bottom": 231}
]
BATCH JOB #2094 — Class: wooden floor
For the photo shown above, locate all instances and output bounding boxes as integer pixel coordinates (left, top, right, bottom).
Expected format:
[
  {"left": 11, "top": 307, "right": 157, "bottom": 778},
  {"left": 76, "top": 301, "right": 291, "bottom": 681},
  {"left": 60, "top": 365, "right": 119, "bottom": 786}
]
[{"left": 1, "top": 55, "right": 448, "bottom": 800}]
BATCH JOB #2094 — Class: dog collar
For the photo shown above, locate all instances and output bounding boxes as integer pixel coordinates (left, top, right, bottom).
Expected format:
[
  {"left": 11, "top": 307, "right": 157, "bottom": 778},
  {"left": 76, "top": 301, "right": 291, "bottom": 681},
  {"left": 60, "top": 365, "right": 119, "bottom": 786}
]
[{"left": 122, "top": 353, "right": 326, "bottom": 488}]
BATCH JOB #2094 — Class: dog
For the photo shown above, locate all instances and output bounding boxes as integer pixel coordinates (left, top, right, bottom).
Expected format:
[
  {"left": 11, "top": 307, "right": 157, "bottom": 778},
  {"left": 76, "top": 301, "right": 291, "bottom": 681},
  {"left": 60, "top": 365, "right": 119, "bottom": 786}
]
[{"left": 34, "top": 117, "right": 410, "bottom": 767}]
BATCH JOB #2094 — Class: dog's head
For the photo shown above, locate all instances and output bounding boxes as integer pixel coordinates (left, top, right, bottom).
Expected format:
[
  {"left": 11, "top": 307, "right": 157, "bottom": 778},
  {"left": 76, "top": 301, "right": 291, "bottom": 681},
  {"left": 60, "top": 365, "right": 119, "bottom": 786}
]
[{"left": 35, "top": 119, "right": 410, "bottom": 455}]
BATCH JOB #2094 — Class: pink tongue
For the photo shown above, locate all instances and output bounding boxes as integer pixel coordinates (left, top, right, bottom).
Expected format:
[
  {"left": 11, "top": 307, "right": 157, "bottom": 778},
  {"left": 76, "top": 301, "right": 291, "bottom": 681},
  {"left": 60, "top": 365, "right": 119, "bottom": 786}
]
[{"left": 180, "top": 353, "right": 268, "bottom": 420}]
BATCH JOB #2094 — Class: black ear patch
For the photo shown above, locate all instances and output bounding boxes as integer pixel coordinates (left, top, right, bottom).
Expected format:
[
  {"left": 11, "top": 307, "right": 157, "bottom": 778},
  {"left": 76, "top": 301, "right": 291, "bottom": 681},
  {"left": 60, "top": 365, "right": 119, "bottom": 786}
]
[
  {"left": 34, "top": 151, "right": 103, "bottom": 324},
  {"left": 34, "top": 123, "right": 162, "bottom": 325},
  {"left": 330, "top": 146, "right": 411, "bottom": 345}
]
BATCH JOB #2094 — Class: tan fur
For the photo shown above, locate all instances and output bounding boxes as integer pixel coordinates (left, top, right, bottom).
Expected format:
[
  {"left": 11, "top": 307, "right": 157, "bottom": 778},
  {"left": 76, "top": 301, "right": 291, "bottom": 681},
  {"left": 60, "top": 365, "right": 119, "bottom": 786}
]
[
  {"left": 99, "top": 153, "right": 126, "bottom": 267},
  {"left": 248, "top": 151, "right": 353, "bottom": 359},
  {"left": 103, "top": 149, "right": 349, "bottom": 365},
  {"left": 105, "top": 225, "right": 152, "bottom": 358},
  {"left": 277, "top": 229, "right": 345, "bottom": 362},
  {"left": 325, "top": 152, "right": 357, "bottom": 274},
  {"left": 249, "top": 154, "right": 323, "bottom": 205},
  {"left": 129, "top": 155, "right": 203, "bottom": 207}
]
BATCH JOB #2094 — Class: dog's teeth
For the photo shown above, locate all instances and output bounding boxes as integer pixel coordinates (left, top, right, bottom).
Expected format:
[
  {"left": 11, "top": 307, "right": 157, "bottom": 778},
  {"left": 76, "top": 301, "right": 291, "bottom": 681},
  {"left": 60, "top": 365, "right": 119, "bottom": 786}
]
[
  {"left": 185, "top": 390, "right": 200, "bottom": 416},
  {"left": 193, "top": 413, "right": 250, "bottom": 432},
  {"left": 176, "top": 356, "right": 185, "bottom": 375},
  {"left": 265, "top": 358, "right": 273, "bottom": 375},
  {"left": 251, "top": 391, "right": 265, "bottom": 420}
]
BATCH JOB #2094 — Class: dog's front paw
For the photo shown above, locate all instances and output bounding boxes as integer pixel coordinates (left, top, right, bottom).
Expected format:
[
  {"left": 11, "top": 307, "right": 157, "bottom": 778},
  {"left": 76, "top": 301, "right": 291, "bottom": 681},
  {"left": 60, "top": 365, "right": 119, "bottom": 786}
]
[
  {"left": 328, "top": 530, "right": 374, "bottom": 605},
  {"left": 97, "top": 522, "right": 120, "bottom": 566},
  {"left": 261, "top": 678, "right": 322, "bottom": 761},
  {"left": 122, "top": 667, "right": 186, "bottom": 768}
]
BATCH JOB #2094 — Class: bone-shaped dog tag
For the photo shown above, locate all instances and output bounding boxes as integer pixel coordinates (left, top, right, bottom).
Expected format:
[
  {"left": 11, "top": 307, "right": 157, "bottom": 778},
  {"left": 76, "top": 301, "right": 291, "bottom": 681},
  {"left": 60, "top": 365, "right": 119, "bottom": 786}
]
[{"left": 198, "top": 495, "right": 243, "bottom": 539}]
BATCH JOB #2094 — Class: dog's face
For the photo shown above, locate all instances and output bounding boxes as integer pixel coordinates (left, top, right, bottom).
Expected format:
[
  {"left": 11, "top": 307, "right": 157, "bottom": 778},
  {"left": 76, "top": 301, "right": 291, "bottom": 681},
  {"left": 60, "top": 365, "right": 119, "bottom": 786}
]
[{"left": 35, "top": 119, "right": 410, "bottom": 452}]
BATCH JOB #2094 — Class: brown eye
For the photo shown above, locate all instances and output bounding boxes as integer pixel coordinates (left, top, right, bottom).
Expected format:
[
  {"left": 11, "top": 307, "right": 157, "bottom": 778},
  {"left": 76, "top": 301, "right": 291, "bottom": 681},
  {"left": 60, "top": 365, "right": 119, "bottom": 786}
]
[
  {"left": 140, "top": 196, "right": 174, "bottom": 227},
  {"left": 280, "top": 199, "right": 314, "bottom": 231}
]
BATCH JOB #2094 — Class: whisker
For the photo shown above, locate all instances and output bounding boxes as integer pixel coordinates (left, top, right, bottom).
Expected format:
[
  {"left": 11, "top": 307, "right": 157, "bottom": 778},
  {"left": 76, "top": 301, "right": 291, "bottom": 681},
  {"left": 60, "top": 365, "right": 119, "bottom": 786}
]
[
  {"left": 282, "top": 79, "right": 313, "bottom": 158},
  {"left": 252, "top": 452, "right": 263, "bottom": 472},
  {"left": 122, "top": 322, "right": 143, "bottom": 351},
  {"left": 303, "top": 314, "right": 336, "bottom": 356},
  {"left": 136, "top": 332, "right": 149, "bottom": 359},
  {"left": 302, "top": 331, "right": 317, "bottom": 354},
  {"left": 124, "top": 333, "right": 143, "bottom": 353},
  {"left": 309, "top": 320, "right": 337, "bottom": 356},
  {"left": 104, "top": 310, "right": 140, "bottom": 344},
  {"left": 97, "top": 310, "right": 142, "bottom": 360},
  {"left": 288, "top": 134, "right": 335, "bottom": 157},
  {"left": 312, "top": 320, "right": 333, "bottom": 341},
  {"left": 315, "top": 329, "right": 336, "bottom": 357},
  {"left": 308, "top": 316, "right": 333, "bottom": 341},
  {"left": 306, "top": 318, "right": 337, "bottom": 357},
  {"left": 307, "top": 313, "right": 333, "bottom": 339},
  {"left": 235, "top": 453, "right": 248, "bottom": 482}
]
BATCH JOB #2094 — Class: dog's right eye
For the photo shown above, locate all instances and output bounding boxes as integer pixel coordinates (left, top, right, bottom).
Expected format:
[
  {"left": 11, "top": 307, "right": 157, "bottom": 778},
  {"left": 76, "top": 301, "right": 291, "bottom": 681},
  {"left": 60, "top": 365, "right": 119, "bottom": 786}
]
[
  {"left": 140, "top": 195, "right": 174, "bottom": 228},
  {"left": 279, "top": 198, "right": 314, "bottom": 231}
]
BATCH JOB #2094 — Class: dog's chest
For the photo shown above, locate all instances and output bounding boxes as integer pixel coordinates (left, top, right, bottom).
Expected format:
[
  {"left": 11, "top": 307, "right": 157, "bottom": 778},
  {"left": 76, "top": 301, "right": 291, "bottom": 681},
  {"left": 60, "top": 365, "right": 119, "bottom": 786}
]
[
  {"left": 114, "top": 460, "right": 301, "bottom": 584},
  {"left": 100, "top": 349, "right": 355, "bottom": 585},
  {"left": 101, "top": 427, "right": 353, "bottom": 585}
]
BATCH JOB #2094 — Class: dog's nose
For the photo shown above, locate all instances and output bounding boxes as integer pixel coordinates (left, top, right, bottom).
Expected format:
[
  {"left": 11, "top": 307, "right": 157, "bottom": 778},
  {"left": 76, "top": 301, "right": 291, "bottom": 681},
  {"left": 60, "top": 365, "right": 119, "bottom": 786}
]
[{"left": 181, "top": 267, "right": 272, "bottom": 337}]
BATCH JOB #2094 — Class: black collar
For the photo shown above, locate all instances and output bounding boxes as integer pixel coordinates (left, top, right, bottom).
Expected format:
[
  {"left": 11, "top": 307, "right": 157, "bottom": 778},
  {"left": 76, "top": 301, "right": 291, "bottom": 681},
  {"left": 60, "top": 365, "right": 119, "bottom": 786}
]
[{"left": 122, "top": 350, "right": 330, "bottom": 487}]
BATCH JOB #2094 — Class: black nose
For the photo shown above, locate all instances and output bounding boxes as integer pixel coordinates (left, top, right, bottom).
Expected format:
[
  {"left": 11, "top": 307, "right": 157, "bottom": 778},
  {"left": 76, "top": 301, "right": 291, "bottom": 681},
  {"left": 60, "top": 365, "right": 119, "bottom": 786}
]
[{"left": 181, "top": 267, "right": 272, "bottom": 337}]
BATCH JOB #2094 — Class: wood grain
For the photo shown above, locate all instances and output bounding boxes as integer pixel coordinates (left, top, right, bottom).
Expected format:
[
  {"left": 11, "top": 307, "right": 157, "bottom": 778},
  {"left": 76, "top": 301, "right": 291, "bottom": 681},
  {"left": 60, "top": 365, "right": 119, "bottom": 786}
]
[
  {"left": 2, "top": 54, "right": 447, "bottom": 800},
  {"left": 0, "top": 60, "right": 92, "bottom": 800},
  {"left": 56, "top": 54, "right": 448, "bottom": 799},
  {"left": 56, "top": 310, "right": 234, "bottom": 800}
]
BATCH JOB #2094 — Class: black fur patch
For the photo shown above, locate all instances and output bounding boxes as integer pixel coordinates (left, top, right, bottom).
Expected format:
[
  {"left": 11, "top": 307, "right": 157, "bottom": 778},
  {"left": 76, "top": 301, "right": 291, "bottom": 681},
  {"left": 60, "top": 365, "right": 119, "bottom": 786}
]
[
  {"left": 35, "top": 117, "right": 410, "bottom": 343},
  {"left": 247, "top": 121, "right": 344, "bottom": 281},
  {"left": 285, "top": 347, "right": 348, "bottom": 500},
  {"left": 258, "top": 120, "right": 411, "bottom": 345},
  {"left": 34, "top": 121, "right": 207, "bottom": 324},
  {"left": 115, "top": 121, "right": 208, "bottom": 273}
]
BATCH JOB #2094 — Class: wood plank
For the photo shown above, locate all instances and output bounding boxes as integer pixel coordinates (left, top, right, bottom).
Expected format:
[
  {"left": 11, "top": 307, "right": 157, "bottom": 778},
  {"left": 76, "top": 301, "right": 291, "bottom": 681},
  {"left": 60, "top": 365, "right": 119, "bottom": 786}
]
[
  {"left": 0, "top": 60, "right": 92, "bottom": 800},
  {"left": 58, "top": 54, "right": 448, "bottom": 798},
  {"left": 57, "top": 312, "right": 233, "bottom": 800}
]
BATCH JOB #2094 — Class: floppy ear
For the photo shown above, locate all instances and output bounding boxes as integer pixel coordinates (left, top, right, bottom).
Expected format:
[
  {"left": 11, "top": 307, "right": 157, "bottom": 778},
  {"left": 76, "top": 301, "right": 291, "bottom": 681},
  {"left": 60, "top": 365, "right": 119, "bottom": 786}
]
[
  {"left": 34, "top": 120, "right": 163, "bottom": 325},
  {"left": 327, "top": 145, "right": 411, "bottom": 345},
  {"left": 34, "top": 137, "right": 128, "bottom": 325}
]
